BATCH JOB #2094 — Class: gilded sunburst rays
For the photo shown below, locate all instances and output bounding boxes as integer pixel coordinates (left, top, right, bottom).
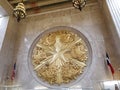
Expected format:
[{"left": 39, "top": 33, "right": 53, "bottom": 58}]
[{"left": 32, "top": 30, "right": 88, "bottom": 85}]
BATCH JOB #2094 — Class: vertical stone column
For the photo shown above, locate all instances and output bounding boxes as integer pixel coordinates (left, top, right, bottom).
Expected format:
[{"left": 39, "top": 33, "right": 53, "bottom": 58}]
[
  {"left": 106, "top": 0, "right": 120, "bottom": 35},
  {"left": 104, "top": 0, "right": 120, "bottom": 55},
  {"left": 103, "top": 0, "right": 120, "bottom": 80}
]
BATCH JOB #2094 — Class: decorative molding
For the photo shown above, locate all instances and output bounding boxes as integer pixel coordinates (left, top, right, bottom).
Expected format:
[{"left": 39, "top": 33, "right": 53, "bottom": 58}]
[{"left": 27, "top": 1, "right": 98, "bottom": 17}]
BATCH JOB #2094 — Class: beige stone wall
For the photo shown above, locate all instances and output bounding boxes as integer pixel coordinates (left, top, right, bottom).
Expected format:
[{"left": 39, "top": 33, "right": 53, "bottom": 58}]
[
  {"left": 0, "top": 0, "right": 119, "bottom": 89},
  {"left": 0, "top": 0, "right": 17, "bottom": 83},
  {"left": 102, "top": 0, "right": 120, "bottom": 80},
  {"left": 0, "top": 16, "right": 18, "bottom": 83},
  {"left": 14, "top": 3, "right": 114, "bottom": 89},
  {"left": 0, "top": 16, "right": 9, "bottom": 50},
  {"left": 0, "top": 0, "right": 13, "bottom": 15}
]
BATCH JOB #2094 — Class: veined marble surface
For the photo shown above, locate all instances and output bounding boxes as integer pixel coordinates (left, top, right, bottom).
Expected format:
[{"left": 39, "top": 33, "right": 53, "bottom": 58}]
[{"left": 10, "top": 3, "right": 115, "bottom": 90}]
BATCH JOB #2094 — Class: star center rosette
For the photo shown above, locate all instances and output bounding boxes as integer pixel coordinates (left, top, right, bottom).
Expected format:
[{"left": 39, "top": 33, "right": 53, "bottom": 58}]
[{"left": 28, "top": 26, "right": 92, "bottom": 88}]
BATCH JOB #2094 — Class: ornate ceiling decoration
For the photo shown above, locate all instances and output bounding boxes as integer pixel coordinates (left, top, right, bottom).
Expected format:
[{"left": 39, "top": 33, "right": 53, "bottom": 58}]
[
  {"left": 28, "top": 26, "right": 92, "bottom": 88},
  {"left": 13, "top": 2, "right": 26, "bottom": 22},
  {"left": 7, "top": 0, "right": 97, "bottom": 15},
  {"left": 32, "top": 30, "right": 88, "bottom": 85}
]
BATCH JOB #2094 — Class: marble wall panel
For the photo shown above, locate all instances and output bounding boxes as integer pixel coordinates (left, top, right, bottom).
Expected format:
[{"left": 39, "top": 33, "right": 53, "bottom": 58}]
[
  {"left": 12, "top": 3, "right": 118, "bottom": 89},
  {"left": 102, "top": 0, "right": 120, "bottom": 80},
  {"left": 0, "top": 16, "right": 18, "bottom": 84}
]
